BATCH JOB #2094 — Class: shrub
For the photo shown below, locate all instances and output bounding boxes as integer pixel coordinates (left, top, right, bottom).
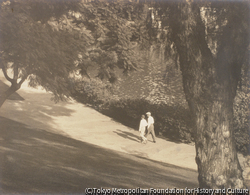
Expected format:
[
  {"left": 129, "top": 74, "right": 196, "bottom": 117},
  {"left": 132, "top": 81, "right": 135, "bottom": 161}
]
[{"left": 72, "top": 78, "right": 114, "bottom": 107}]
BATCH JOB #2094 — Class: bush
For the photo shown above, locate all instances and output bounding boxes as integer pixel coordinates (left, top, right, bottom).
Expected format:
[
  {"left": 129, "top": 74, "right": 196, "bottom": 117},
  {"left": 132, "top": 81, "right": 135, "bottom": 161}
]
[{"left": 72, "top": 78, "right": 114, "bottom": 107}]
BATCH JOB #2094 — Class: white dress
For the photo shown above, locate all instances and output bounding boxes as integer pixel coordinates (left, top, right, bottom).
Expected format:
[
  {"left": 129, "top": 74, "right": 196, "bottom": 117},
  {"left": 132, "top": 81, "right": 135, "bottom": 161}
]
[{"left": 139, "top": 119, "right": 147, "bottom": 141}]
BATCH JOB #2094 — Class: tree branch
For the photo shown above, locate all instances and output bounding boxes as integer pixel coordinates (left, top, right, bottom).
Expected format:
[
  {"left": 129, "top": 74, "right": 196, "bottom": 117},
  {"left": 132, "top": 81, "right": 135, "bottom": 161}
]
[
  {"left": 18, "top": 74, "right": 28, "bottom": 86},
  {"left": 13, "top": 63, "right": 19, "bottom": 81},
  {"left": 1, "top": 66, "right": 14, "bottom": 83}
]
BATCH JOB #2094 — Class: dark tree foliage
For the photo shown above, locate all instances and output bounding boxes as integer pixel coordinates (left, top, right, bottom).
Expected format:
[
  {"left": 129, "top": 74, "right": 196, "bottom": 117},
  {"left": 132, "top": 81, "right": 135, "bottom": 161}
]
[
  {"left": 8, "top": 0, "right": 82, "bottom": 23},
  {"left": 0, "top": 0, "right": 91, "bottom": 105},
  {"left": 74, "top": 0, "right": 150, "bottom": 82}
]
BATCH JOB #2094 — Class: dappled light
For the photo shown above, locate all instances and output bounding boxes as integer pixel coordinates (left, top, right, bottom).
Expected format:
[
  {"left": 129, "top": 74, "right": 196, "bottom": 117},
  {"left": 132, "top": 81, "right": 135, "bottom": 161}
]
[{"left": 0, "top": 90, "right": 75, "bottom": 136}]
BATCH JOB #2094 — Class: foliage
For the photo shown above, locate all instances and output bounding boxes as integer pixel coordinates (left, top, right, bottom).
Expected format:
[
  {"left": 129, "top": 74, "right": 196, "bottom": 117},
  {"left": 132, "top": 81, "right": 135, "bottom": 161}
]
[
  {"left": 0, "top": 0, "right": 151, "bottom": 104},
  {"left": 73, "top": 0, "right": 150, "bottom": 82},
  {"left": 0, "top": 0, "right": 92, "bottom": 102},
  {"left": 110, "top": 50, "right": 187, "bottom": 107},
  {"left": 144, "top": 60, "right": 186, "bottom": 106},
  {"left": 72, "top": 77, "right": 116, "bottom": 106},
  {"left": 3, "top": 0, "right": 82, "bottom": 23},
  {"left": 0, "top": 0, "right": 154, "bottom": 104}
]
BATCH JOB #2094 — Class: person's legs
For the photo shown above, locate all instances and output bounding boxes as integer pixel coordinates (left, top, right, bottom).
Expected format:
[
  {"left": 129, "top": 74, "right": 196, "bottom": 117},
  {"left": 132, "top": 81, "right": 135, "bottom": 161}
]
[
  {"left": 150, "top": 125, "right": 156, "bottom": 143},
  {"left": 145, "top": 129, "right": 150, "bottom": 139},
  {"left": 140, "top": 131, "right": 144, "bottom": 142},
  {"left": 146, "top": 126, "right": 155, "bottom": 142},
  {"left": 151, "top": 130, "right": 156, "bottom": 142},
  {"left": 140, "top": 129, "right": 147, "bottom": 143}
]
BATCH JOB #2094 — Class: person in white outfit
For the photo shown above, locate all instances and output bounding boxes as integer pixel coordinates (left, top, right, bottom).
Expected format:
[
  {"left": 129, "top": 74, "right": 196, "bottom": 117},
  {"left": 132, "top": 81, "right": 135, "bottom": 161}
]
[{"left": 139, "top": 115, "right": 147, "bottom": 143}]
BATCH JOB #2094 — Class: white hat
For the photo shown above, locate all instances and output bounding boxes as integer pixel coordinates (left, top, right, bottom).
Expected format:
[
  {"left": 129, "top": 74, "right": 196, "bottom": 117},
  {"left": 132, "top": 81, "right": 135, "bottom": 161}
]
[{"left": 146, "top": 112, "right": 151, "bottom": 115}]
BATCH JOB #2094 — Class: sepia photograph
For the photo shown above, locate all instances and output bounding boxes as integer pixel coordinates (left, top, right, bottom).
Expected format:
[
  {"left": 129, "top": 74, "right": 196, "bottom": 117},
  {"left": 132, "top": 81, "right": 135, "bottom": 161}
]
[{"left": 0, "top": 0, "right": 249, "bottom": 194}]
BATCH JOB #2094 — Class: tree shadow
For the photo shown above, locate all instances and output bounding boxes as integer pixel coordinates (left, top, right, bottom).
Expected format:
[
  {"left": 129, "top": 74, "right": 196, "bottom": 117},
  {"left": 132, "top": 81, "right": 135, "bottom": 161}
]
[
  {"left": 0, "top": 116, "right": 198, "bottom": 194},
  {"left": 113, "top": 129, "right": 140, "bottom": 143},
  {"left": 0, "top": 90, "right": 76, "bottom": 135}
]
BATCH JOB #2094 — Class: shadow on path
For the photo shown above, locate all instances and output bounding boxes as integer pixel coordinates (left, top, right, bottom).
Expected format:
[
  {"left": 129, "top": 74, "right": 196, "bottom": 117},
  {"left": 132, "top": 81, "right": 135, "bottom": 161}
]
[
  {"left": 113, "top": 129, "right": 140, "bottom": 143},
  {"left": 0, "top": 91, "right": 76, "bottom": 136},
  {"left": 0, "top": 116, "right": 198, "bottom": 194}
]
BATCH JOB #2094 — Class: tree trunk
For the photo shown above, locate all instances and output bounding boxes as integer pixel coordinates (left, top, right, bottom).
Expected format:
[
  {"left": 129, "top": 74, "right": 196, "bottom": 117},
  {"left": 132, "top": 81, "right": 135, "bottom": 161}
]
[
  {"left": 0, "top": 64, "right": 28, "bottom": 108},
  {"left": 168, "top": 1, "right": 249, "bottom": 188},
  {"left": 195, "top": 98, "right": 243, "bottom": 188},
  {"left": 0, "top": 82, "right": 21, "bottom": 108}
]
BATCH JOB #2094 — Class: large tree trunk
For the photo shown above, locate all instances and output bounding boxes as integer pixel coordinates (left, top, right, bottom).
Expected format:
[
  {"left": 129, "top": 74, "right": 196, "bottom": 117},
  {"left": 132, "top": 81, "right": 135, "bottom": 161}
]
[
  {"left": 195, "top": 98, "right": 243, "bottom": 188},
  {"left": 168, "top": 1, "right": 249, "bottom": 188}
]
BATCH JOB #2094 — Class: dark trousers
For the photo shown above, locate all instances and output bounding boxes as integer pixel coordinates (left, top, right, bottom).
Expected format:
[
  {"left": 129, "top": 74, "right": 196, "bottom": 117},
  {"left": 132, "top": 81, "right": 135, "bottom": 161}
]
[{"left": 146, "top": 124, "right": 156, "bottom": 142}]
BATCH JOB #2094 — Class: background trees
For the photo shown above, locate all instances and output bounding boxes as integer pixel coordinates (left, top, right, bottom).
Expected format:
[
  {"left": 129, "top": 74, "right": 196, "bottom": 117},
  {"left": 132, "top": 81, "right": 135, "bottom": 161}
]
[
  {"left": 0, "top": 0, "right": 148, "bottom": 106},
  {"left": 0, "top": 0, "right": 90, "bottom": 106}
]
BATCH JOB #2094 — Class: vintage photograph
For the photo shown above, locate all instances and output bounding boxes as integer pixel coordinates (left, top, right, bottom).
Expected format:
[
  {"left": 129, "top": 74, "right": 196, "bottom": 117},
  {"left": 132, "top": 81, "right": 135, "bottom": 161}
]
[{"left": 0, "top": 0, "right": 249, "bottom": 194}]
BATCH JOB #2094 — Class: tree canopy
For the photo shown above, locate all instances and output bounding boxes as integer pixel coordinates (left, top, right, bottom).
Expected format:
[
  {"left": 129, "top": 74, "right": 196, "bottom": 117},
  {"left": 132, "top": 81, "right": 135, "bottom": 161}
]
[
  {"left": 0, "top": 0, "right": 150, "bottom": 105},
  {"left": 0, "top": 0, "right": 92, "bottom": 104}
]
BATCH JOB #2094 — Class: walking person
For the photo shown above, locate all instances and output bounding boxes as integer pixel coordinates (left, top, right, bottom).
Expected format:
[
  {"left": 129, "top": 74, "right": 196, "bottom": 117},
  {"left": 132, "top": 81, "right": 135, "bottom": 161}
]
[
  {"left": 139, "top": 115, "right": 147, "bottom": 143},
  {"left": 145, "top": 112, "right": 156, "bottom": 143}
]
